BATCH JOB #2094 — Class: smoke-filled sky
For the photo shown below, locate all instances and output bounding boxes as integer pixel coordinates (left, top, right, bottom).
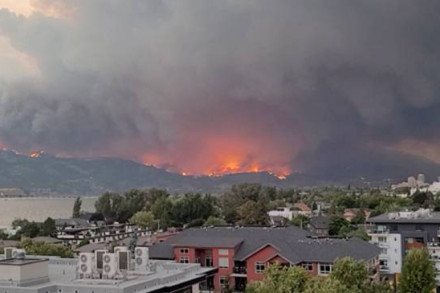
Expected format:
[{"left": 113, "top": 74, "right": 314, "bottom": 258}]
[{"left": 0, "top": 0, "right": 439, "bottom": 178}]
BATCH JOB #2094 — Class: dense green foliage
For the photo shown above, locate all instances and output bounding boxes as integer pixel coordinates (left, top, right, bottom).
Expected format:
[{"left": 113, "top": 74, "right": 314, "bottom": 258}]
[
  {"left": 94, "top": 189, "right": 221, "bottom": 228},
  {"left": 9, "top": 217, "right": 57, "bottom": 239},
  {"left": 129, "top": 211, "right": 156, "bottom": 229},
  {"left": 399, "top": 248, "right": 436, "bottom": 293},
  {"left": 203, "top": 216, "right": 227, "bottom": 226},
  {"left": 246, "top": 264, "right": 309, "bottom": 293},
  {"left": 17, "top": 239, "right": 73, "bottom": 258},
  {"left": 247, "top": 258, "right": 391, "bottom": 293},
  {"left": 72, "top": 197, "right": 82, "bottom": 218},
  {"left": 91, "top": 183, "right": 419, "bottom": 232}
]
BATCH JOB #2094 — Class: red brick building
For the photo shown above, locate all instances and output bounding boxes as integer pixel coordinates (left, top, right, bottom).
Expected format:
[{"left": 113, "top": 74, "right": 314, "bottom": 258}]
[{"left": 150, "top": 226, "right": 380, "bottom": 292}]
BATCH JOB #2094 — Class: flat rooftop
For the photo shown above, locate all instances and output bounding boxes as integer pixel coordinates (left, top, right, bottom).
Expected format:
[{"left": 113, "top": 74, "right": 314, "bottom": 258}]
[
  {"left": 0, "top": 256, "right": 216, "bottom": 292},
  {"left": 369, "top": 212, "right": 440, "bottom": 224},
  {"left": 0, "top": 258, "right": 48, "bottom": 265}
]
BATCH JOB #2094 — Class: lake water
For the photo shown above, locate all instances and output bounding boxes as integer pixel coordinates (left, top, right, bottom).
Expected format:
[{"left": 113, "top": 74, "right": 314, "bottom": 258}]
[{"left": 0, "top": 197, "right": 97, "bottom": 228}]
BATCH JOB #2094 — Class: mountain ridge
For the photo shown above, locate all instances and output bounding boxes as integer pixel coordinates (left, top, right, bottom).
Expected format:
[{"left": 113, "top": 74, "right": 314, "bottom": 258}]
[{"left": 0, "top": 149, "right": 439, "bottom": 195}]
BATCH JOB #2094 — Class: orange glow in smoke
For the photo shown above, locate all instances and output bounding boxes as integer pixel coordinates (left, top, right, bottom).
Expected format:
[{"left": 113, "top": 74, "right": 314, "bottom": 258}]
[
  {"left": 142, "top": 136, "right": 293, "bottom": 179},
  {"left": 0, "top": 143, "right": 7, "bottom": 151}
]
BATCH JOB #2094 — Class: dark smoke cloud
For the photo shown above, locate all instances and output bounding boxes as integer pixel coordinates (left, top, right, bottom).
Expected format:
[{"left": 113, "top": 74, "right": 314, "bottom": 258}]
[{"left": 0, "top": 0, "right": 440, "bottom": 178}]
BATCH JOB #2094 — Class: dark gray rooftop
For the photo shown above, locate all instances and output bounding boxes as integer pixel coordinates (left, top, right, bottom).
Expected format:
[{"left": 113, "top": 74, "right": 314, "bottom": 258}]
[
  {"left": 368, "top": 212, "right": 440, "bottom": 224},
  {"left": 149, "top": 226, "right": 380, "bottom": 264},
  {"left": 309, "top": 214, "right": 330, "bottom": 229},
  {"left": 172, "top": 235, "right": 244, "bottom": 248}
]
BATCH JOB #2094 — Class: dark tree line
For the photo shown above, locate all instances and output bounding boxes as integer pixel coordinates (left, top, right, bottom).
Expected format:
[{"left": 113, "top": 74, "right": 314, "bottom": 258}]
[{"left": 93, "top": 184, "right": 294, "bottom": 229}]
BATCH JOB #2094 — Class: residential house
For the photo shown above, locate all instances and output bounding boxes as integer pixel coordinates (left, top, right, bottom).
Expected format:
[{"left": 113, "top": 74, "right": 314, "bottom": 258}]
[
  {"left": 308, "top": 214, "right": 329, "bottom": 236},
  {"left": 344, "top": 208, "right": 371, "bottom": 223},
  {"left": 150, "top": 226, "right": 380, "bottom": 292},
  {"left": 294, "top": 203, "right": 312, "bottom": 217},
  {"left": 267, "top": 207, "right": 293, "bottom": 223}
]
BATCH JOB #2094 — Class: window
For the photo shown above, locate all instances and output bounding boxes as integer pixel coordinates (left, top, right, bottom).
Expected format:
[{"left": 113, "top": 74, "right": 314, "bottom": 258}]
[
  {"left": 195, "top": 257, "right": 200, "bottom": 263},
  {"left": 380, "top": 248, "right": 387, "bottom": 254},
  {"left": 378, "top": 236, "right": 387, "bottom": 243},
  {"left": 219, "top": 257, "right": 229, "bottom": 268},
  {"left": 377, "top": 225, "right": 387, "bottom": 232},
  {"left": 219, "top": 249, "right": 229, "bottom": 256},
  {"left": 379, "top": 259, "right": 388, "bottom": 270},
  {"left": 255, "top": 262, "right": 266, "bottom": 274},
  {"left": 206, "top": 256, "right": 213, "bottom": 267},
  {"left": 180, "top": 256, "right": 189, "bottom": 263},
  {"left": 219, "top": 276, "right": 228, "bottom": 287},
  {"left": 301, "top": 262, "right": 313, "bottom": 271},
  {"left": 318, "top": 263, "right": 332, "bottom": 275},
  {"left": 179, "top": 248, "right": 189, "bottom": 254}
]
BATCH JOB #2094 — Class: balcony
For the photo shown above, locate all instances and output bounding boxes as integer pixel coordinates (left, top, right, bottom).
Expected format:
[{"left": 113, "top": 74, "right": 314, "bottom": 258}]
[
  {"left": 367, "top": 227, "right": 390, "bottom": 234},
  {"left": 379, "top": 265, "right": 389, "bottom": 272},
  {"left": 430, "top": 255, "right": 440, "bottom": 262},
  {"left": 377, "top": 242, "right": 389, "bottom": 249},
  {"left": 233, "top": 266, "right": 247, "bottom": 275}
]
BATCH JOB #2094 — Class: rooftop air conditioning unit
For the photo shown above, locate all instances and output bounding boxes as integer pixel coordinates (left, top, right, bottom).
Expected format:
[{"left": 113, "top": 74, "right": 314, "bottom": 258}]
[
  {"left": 95, "top": 249, "right": 108, "bottom": 271},
  {"left": 114, "top": 246, "right": 129, "bottom": 254},
  {"left": 4, "top": 247, "right": 14, "bottom": 259},
  {"left": 102, "top": 253, "right": 117, "bottom": 279},
  {"left": 117, "top": 250, "right": 132, "bottom": 272},
  {"left": 12, "top": 248, "right": 26, "bottom": 258},
  {"left": 78, "top": 252, "right": 94, "bottom": 276},
  {"left": 134, "top": 247, "right": 149, "bottom": 271}
]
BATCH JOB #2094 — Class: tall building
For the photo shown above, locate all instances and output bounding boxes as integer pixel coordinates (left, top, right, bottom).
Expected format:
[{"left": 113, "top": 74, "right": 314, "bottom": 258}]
[
  {"left": 417, "top": 173, "right": 426, "bottom": 184},
  {"left": 368, "top": 209, "right": 440, "bottom": 290}
]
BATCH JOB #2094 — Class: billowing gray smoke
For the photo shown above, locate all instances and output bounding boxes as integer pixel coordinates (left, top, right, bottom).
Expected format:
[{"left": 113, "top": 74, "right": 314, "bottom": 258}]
[{"left": 0, "top": 0, "right": 439, "bottom": 179}]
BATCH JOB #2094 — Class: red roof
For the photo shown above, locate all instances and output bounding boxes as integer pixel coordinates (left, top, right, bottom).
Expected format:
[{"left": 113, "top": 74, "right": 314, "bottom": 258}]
[{"left": 294, "top": 203, "right": 311, "bottom": 212}]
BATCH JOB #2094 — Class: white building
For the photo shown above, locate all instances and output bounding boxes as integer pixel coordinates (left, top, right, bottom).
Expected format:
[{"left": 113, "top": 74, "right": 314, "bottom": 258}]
[
  {"left": 268, "top": 207, "right": 294, "bottom": 221},
  {"left": 368, "top": 228, "right": 402, "bottom": 275},
  {"left": 428, "top": 242, "right": 440, "bottom": 284},
  {"left": 0, "top": 247, "right": 216, "bottom": 293}
]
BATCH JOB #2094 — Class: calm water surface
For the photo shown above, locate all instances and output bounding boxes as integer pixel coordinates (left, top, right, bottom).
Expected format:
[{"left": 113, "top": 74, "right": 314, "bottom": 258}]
[{"left": 0, "top": 197, "right": 97, "bottom": 228}]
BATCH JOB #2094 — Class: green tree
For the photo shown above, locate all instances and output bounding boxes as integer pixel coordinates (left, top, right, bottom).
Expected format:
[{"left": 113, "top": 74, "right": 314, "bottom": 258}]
[
  {"left": 289, "top": 214, "right": 309, "bottom": 228},
  {"left": 304, "top": 278, "right": 352, "bottom": 293},
  {"left": 151, "top": 196, "right": 174, "bottom": 229},
  {"left": 129, "top": 211, "right": 155, "bottom": 230},
  {"left": 20, "top": 222, "right": 40, "bottom": 238},
  {"left": 12, "top": 218, "right": 29, "bottom": 229},
  {"left": 246, "top": 263, "right": 309, "bottom": 293},
  {"left": 41, "top": 217, "right": 57, "bottom": 236},
  {"left": 329, "top": 216, "right": 350, "bottom": 236},
  {"left": 330, "top": 257, "right": 367, "bottom": 291},
  {"left": 72, "top": 197, "right": 82, "bottom": 218},
  {"left": 346, "top": 227, "right": 369, "bottom": 241},
  {"left": 203, "top": 216, "right": 227, "bottom": 226},
  {"left": 236, "top": 200, "right": 268, "bottom": 226},
  {"left": 399, "top": 248, "right": 435, "bottom": 293},
  {"left": 94, "top": 192, "right": 128, "bottom": 222},
  {"left": 18, "top": 240, "right": 73, "bottom": 258},
  {"left": 171, "top": 193, "right": 219, "bottom": 226},
  {"left": 351, "top": 210, "right": 365, "bottom": 225},
  {"left": 221, "top": 183, "right": 265, "bottom": 223}
]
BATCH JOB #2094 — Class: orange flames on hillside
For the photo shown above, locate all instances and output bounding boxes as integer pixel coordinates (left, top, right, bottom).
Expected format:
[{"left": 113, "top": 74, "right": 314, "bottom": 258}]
[
  {"left": 142, "top": 136, "right": 293, "bottom": 179},
  {"left": 29, "top": 150, "right": 44, "bottom": 158}
]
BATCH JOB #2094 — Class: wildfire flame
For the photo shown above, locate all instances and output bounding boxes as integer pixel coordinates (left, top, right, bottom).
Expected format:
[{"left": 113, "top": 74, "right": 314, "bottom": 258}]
[
  {"left": 29, "top": 150, "right": 44, "bottom": 158},
  {"left": 142, "top": 136, "right": 292, "bottom": 179}
]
